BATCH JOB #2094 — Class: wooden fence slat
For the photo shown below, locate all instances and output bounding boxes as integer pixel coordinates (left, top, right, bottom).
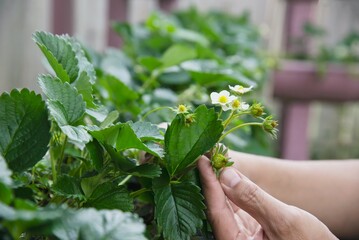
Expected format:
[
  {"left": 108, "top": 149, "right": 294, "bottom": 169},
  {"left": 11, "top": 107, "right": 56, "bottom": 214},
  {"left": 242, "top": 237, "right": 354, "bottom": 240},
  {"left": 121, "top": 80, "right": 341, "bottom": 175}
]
[
  {"left": 108, "top": 0, "right": 128, "bottom": 47},
  {"left": 280, "top": 102, "right": 310, "bottom": 160},
  {"left": 158, "top": 0, "right": 177, "bottom": 12},
  {"left": 52, "top": 0, "right": 73, "bottom": 35}
]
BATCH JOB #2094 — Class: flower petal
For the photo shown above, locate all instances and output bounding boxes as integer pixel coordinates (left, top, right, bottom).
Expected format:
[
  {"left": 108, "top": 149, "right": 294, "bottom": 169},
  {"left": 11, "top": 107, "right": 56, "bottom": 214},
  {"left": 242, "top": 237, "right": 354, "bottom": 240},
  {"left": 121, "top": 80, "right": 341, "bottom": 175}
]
[
  {"left": 222, "top": 104, "right": 231, "bottom": 111},
  {"left": 210, "top": 92, "right": 220, "bottom": 103},
  {"left": 241, "top": 102, "right": 250, "bottom": 110},
  {"left": 219, "top": 90, "right": 230, "bottom": 97}
]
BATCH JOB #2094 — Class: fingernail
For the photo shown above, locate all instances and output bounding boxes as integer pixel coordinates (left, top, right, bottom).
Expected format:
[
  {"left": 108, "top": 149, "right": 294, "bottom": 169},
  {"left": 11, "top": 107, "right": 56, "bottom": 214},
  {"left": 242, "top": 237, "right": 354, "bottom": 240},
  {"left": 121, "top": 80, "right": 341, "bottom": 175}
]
[{"left": 220, "top": 168, "right": 241, "bottom": 187}]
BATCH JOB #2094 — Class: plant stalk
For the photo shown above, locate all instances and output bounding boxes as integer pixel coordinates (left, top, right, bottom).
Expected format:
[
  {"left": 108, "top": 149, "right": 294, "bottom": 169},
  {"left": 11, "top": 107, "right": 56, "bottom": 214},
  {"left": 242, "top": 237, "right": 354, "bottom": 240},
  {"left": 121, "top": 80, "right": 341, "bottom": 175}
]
[
  {"left": 118, "top": 175, "right": 132, "bottom": 186},
  {"left": 220, "top": 122, "right": 263, "bottom": 141}
]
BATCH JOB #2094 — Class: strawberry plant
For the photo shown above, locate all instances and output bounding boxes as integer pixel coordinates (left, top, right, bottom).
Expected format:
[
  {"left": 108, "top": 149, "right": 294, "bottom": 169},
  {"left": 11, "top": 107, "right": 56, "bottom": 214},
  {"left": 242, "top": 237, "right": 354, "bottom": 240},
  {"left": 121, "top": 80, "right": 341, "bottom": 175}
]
[{"left": 0, "top": 10, "right": 277, "bottom": 240}]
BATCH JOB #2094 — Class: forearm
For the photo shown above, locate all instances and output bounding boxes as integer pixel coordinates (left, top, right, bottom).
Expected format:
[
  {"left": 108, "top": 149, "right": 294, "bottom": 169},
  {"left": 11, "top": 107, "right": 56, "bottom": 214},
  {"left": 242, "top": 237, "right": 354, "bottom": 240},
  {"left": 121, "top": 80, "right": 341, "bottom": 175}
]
[{"left": 230, "top": 150, "right": 359, "bottom": 238}]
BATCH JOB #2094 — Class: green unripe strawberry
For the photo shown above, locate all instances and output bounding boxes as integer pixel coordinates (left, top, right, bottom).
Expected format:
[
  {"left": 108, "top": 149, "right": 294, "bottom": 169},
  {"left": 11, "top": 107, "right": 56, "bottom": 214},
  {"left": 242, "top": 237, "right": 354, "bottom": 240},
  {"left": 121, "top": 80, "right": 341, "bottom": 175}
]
[{"left": 212, "top": 153, "right": 228, "bottom": 170}]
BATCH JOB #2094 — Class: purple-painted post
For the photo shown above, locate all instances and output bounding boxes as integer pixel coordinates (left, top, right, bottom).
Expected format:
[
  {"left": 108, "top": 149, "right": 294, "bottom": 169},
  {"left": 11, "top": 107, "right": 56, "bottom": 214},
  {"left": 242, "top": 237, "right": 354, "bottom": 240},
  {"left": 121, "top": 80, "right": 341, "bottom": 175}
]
[
  {"left": 273, "top": 60, "right": 359, "bottom": 102},
  {"left": 276, "top": 0, "right": 318, "bottom": 160},
  {"left": 274, "top": 59, "right": 359, "bottom": 159},
  {"left": 284, "top": 0, "right": 316, "bottom": 54},
  {"left": 158, "top": 0, "right": 178, "bottom": 12},
  {"left": 280, "top": 102, "right": 310, "bottom": 160},
  {"left": 107, "top": 0, "right": 128, "bottom": 47},
  {"left": 52, "top": 0, "right": 74, "bottom": 35}
]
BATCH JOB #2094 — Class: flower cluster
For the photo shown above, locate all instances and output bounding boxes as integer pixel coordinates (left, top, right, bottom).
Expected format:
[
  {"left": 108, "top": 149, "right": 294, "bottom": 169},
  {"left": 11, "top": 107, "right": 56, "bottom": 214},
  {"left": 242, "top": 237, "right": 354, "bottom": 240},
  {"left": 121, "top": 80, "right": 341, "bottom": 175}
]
[
  {"left": 210, "top": 85, "right": 252, "bottom": 112},
  {"left": 165, "top": 85, "right": 278, "bottom": 172},
  {"left": 209, "top": 84, "right": 278, "bottom": 141}
]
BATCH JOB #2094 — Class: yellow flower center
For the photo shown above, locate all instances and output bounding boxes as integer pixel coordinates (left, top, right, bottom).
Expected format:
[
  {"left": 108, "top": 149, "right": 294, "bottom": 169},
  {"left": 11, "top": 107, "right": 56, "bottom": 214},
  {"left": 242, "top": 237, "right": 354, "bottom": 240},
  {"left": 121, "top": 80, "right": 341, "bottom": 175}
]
[
  {"left": 232, "top": 99, "right": 240, "bottom": 109},
  {"left": 218, "top": 95, "right": 228, "bottom": 104},
  {"left": 178, "top": 104, "right": 187, "bottom": 113}
]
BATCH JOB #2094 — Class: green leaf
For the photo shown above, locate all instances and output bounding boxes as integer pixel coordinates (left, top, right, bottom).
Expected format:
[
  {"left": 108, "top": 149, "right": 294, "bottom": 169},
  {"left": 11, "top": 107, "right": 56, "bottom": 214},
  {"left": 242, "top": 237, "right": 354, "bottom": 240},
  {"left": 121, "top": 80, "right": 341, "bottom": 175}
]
[
  {"left": 0, "top": 203, "right": 146, "bottom": 240},
  {"left": 73, "top": 71, "right": 96, "bottom": 108},
  {"left": 90, "top": 123, "right": 164, "bottom": 158},
  {"left": 54, "top": 208, "right": 146, "bottom": 240},
  {"left": 158, "top": 68, "right": 191, "bottom": 85},
  {"left": 13, "top": 199, "right": 37, "bottom": 210},
  {"left": 33, "top": 31, "right": 79, "bottom": 83},
  {"left": 68, "top": 37, "right": 96, "bottom": 107},
  {"left": 0, "top": 182, "right": 13, "bottom": 205},
  {"left": 52, "top": 175, "right": 85, "bottom": 200},
  {"left": 165, "top": 105, "right": 223, "bottom": 176},
  {"left": 173, "top": 29, "right": 210, "bottom": 47},
  {"left": 85, "top": 106, "right": 109, "bottom": 122},
  {"left": 127, "top": 164, "right": 162, "bottom": 178},
  {"left": 100, "top": 110, "right": 119, "bottom": 128},
  {"left": 66, "top": 37, "right": 96, "bottom": 84},
  {"left": 104, "top": 144, "right": 136, "bottom": 171},
  {"left": 161, "top": 44, "right": 197, "bottom": 69},
  {"left": 60, "top": 125, "right": 92, "bottom": 149},
  {"left": 86, "top": 140, "right": 104, "bottom": 170},
  {"left": 181, "top": 60, "right": 257, "bottom": 87},
  {"left": 0, "top": 155, "right": 12, "bottom": 186},
  {"left": 138, "top": 56, "right": 162, "bottom": 71},
  {"left": 39, "top": 75, "right": 85, "bottom": 125},
  {"left": 96, "top": 75, "right": 139, "bottom": 108},
  {"left": 145, "top": 142, "right": 164, "bottom": 158},
  {"left": 129, "top": 121, "right": 164, "bottom": 141},
  {"left": 153, "top": 173, "right": 205, "bottom": 240},
  {"left": 0, "top": 89, "right": 51, "bottom": 172},
  {"left": 85, "top": 182, "right": 133, "bottom": 211}
]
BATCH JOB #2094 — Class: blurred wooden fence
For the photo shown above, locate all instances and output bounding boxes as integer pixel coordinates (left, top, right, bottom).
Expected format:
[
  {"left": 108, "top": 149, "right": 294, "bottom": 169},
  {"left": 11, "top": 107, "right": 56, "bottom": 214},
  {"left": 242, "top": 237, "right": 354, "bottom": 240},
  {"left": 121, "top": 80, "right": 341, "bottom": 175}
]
[{"left": 0, "top": 0, "right": 358, "bottom": 159}]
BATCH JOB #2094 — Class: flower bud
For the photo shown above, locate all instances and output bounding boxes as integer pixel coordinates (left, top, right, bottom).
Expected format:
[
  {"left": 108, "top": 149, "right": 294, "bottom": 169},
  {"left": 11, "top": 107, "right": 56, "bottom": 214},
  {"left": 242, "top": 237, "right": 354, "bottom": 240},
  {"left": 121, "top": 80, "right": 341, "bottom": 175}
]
[
  {"left": 262, "top": 116, "right": 279, "bottom": 138},
  {"left": 250, "top": 103, "right": 264, "bottom": 117},
  {"left": 184, "top": 113, "right": 196, "bottom": 126}
]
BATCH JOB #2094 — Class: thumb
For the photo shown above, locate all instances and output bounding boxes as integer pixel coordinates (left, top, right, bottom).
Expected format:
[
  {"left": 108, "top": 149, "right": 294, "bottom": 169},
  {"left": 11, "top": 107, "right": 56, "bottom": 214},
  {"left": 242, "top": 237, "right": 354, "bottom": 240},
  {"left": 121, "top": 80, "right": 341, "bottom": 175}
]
[{"left": 220, "top": 167, "right": 288, "bottom": 228}]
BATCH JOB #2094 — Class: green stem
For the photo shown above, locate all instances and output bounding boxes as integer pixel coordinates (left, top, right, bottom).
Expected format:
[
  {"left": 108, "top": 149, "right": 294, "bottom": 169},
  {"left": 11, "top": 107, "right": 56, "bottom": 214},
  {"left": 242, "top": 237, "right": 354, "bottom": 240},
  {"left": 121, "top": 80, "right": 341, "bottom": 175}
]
[
  {"left": 219, "top": 122, "right": 263, "bottom": 142},
  {"left": 223, "top": 111, "right": 235, "bottom": 129},
  {"left": 51, "top": 156, "right": 57, "bottom": 182},
  {"left": 49, "top": 124, "right": 58, "bottom": 182},
  {"left": 223, "top": 111, "right": 251, "bottom": 130},
  {"left": 170, "top": 180, "right": 181, "bottom": 184},
  {"left": 141, "top": 106, "right": 171, "bottom": 121},
  {"left": 218, "top": 108, "right": 223, "bottom": 118},
  {"left": 56, "top": 135, "right": 68, "bottom": 178},
  {"left": 129, "top": 188, "right": 151, "bottom": 198},
  {"left": 118, "top": 175, "right": 132, "bottom": 186}
]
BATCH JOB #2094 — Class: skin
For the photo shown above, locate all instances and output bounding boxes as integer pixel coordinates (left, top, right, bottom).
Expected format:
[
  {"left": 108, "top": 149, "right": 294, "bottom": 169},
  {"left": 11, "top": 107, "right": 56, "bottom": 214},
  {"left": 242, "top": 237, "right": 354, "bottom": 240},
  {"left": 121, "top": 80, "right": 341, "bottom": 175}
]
[
  {"left": 228, "top": 151, "right": 359, "bottom": 239},
  {"left": 197, "top": 153, "right": 359, "bottom": 239}
]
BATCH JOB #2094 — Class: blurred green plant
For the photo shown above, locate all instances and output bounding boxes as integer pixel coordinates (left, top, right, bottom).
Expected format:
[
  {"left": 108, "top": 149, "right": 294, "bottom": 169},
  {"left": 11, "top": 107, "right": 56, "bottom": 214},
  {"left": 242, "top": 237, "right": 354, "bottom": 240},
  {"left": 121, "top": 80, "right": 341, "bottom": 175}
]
[
  {"left": 106, "top": 9, "right": 276, "bottom": 154},
  {"left": 291, "top": 22, "right": 359, "bottom": 74}
]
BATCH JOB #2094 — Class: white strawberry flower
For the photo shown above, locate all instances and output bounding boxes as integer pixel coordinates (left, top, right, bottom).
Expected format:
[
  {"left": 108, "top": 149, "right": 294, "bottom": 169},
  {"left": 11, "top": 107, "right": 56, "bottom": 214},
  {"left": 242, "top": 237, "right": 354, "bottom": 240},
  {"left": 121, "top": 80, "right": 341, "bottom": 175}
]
[
  {"left": 172, "top": 104, "right": 190, "bottom": 114},
  {"left": 240, "top": 102, "right": 250, "bottom": 110},
  {"left": 228, "top": 99, "right": 250, "bottom": 111},
  {"left": 229, "top": 85, "right": 253, "bottom": 94},
  {"left": 210, "top": 90, "right": 236, "bottom": 111}
]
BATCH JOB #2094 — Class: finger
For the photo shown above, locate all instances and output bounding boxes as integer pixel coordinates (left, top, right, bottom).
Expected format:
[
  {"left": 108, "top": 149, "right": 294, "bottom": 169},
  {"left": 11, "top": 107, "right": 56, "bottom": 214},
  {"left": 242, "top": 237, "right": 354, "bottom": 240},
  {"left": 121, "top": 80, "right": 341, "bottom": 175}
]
[
  {"left": 197, "top": 156, "right": 240, "bottom": 239},
  {"left": 219, "top": 167, "right": 289, "bottom": 229}
]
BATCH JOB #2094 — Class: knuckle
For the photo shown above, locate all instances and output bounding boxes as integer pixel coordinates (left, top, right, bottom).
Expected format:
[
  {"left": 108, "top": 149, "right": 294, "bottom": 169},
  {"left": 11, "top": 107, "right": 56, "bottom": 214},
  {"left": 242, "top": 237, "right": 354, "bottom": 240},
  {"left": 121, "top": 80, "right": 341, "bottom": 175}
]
[{"left": 238, "top": 180, "right": 261, "bottom": 206}]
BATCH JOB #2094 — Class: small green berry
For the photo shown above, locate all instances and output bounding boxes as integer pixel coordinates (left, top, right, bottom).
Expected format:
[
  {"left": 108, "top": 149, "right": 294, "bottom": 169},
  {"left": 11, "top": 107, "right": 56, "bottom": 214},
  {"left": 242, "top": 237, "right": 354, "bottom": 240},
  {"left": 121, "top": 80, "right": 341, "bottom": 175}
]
[
  {"left": 262, "top": 116, "right": 279, "bottom": 138},
  {"left": 212, "top": 153, "right": 228, "bottom": 170}
]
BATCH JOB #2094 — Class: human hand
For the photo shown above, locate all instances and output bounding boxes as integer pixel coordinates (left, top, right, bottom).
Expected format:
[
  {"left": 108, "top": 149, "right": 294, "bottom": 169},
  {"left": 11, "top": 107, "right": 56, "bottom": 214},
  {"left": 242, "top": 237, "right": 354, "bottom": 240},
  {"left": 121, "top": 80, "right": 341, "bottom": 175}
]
[{"left": 198, "top": 156, "right": 338, "bottom": 240}]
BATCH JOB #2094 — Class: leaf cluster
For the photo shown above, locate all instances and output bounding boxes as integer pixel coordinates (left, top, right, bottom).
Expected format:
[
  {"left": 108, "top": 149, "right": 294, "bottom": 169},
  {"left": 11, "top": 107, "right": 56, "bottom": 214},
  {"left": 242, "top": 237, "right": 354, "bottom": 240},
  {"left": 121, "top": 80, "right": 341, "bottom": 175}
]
[{"left": 0, "top": 9, "right": 275, "bottom": 240}]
